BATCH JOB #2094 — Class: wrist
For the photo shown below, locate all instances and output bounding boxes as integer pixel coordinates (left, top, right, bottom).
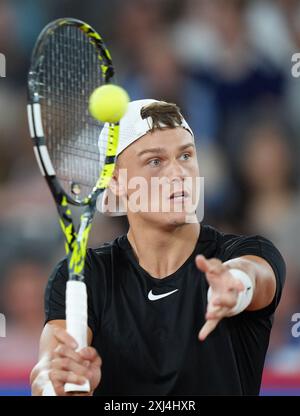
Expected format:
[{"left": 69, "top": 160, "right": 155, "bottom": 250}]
[{"left": 207, "top": 268, "right": 254, "bottom": 316}]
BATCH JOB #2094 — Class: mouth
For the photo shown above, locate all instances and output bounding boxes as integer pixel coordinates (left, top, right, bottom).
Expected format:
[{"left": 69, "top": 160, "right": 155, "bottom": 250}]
[{"left": 169, "top": 190, "right": 190, "bottom": 201}]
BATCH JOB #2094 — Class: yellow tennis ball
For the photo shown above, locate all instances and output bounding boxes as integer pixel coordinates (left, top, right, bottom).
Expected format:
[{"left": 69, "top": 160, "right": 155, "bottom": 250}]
[{"left": 89, "top": 84, "right": 129, "bottom": 123}]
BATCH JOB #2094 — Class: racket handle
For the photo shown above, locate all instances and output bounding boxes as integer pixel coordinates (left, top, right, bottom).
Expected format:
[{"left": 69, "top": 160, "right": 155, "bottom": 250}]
[{"left": 64, "top": 280, "right": 91, "bottom": 393}]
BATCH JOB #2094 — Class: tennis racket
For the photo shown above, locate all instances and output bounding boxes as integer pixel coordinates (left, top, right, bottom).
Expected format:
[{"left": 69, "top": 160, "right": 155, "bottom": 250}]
[{"left": 27, "top": 18, "right": 119, "bottom": 394}]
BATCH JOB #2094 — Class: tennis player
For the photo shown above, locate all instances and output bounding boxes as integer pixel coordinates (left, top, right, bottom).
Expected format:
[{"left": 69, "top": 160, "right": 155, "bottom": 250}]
[{"left": 30, "top": 100, "right": 285, "bottom": 396}]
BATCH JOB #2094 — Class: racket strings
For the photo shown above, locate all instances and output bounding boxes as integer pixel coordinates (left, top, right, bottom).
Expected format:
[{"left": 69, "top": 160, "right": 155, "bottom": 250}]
[{"left": 37, "top": 24, "right": 109, "bottom": 198}]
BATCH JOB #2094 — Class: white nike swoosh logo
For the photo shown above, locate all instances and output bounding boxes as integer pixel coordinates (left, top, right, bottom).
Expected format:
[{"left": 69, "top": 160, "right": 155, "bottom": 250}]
[{"left": 148, "top": 288, "right": 179, "bottom": 301}]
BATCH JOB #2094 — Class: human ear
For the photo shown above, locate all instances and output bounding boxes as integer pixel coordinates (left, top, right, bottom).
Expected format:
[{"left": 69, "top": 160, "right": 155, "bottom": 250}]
[{"left": 109, "top": 174, "right": 127, "bottom": 197}]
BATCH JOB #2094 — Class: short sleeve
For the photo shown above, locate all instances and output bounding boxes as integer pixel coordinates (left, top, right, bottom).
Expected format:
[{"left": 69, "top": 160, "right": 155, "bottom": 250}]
[
  {"left": 44, "top": 255, "right": 98, "bottom": 336},
  {"left": 220, "top": 234, "right": 286, "bottom": 317}
]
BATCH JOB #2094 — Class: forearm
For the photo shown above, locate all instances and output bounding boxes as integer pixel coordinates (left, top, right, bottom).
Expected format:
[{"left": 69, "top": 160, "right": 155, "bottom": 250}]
[{"left": 223, "top": 255, "right": 276, "bottom": 311}]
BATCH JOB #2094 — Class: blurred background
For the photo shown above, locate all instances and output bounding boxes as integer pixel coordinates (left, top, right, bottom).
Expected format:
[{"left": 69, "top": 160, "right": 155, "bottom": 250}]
[{"left": 0, "top": 0, "right": 299, "bottom": 396}]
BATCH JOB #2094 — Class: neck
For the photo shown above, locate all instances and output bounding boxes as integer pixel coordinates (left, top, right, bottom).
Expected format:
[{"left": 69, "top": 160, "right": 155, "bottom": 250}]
[{"left": 127, "top": 219, "right": 200, "bottom": 279}]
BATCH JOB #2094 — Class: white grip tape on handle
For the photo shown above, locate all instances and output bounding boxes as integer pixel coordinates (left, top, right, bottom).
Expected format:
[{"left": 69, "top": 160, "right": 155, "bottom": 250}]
[{"left": 64, "top": 280, "right": 90, "bottom": 393}]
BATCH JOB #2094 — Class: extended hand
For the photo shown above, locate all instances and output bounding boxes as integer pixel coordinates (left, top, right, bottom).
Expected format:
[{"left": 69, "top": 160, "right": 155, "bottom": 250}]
[{"left": 195, "top": 255, "right": 245, "bottom": 341}]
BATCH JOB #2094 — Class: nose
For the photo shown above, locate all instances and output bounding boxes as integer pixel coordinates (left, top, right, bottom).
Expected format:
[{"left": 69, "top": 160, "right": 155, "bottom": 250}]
[{"left": 166, "top": 159, "right": 187, "bottom": 183}]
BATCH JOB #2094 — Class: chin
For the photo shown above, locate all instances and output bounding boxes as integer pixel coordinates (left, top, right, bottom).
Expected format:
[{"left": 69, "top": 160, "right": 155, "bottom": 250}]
[
  {"left": 129, "top": 208, "right": 198, "bottom": 228},
  {"left": 167, "top": 212, "right": 198, "bottom": 226},
  {"left": 147, "top": 211, "right": 196, "bottom": 228}
]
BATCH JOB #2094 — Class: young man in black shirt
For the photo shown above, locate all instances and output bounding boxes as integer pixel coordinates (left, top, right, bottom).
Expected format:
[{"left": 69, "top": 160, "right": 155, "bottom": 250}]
[{"left": 31, "top": 100, "right": 286, "bottom": 396}]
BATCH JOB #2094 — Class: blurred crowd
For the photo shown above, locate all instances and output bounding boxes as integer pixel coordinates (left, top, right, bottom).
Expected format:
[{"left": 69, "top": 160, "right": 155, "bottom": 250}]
[{"left": 0, "top": 0, "right": 300, "bottom": 395}]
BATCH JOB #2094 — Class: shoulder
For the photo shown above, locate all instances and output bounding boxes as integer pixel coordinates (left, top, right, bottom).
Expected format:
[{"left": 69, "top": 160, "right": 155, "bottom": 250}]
[
  {"left": 48, "top": 234, "right": 127, "bottom": 281},
  {"left": 199, "top": 223, "right": 244, "bottom": 252},
  {"left": 87, "top": 234, "right": 127, "bottom": 264},
  {"left": 200, "top": 223, "right": 250, "bottom": 246},
  {"left": 202, "top": 223, "right": 286, "bottom": 298},
  {"left": 202, "top": 224, "right": 285, "bottom": 277},
  {"left": 201, "top": 224, "right": 282, "bottom": 259}
]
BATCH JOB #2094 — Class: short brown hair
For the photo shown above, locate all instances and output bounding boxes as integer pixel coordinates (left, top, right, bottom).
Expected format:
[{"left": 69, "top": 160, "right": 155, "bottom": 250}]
[{"left": 140, "top": 101, "right": 183, "bottom": 133}]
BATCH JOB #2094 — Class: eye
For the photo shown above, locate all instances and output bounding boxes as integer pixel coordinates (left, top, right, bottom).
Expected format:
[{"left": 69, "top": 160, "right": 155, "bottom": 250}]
[
  {"left": 148, "top": 158, "right": 161, "bottom": 167},
  {"left": 180, "top": 153, "right": 191, "bottom": 161}
]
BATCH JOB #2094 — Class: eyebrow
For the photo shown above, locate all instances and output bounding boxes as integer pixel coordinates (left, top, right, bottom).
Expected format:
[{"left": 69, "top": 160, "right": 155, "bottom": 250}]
[{"left": 137, "top": 143, "right": 195, "bottom": 157}]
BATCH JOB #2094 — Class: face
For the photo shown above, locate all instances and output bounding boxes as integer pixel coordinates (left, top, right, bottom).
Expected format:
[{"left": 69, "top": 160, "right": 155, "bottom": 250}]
[{"left": 113, "top": 127, "right": 200, "bottom": 227}]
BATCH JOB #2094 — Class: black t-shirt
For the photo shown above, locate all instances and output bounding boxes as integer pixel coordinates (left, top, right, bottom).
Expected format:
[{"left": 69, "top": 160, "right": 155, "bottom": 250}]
[{"left": 45, "top": 224, "right": 286, "bottom": 396}]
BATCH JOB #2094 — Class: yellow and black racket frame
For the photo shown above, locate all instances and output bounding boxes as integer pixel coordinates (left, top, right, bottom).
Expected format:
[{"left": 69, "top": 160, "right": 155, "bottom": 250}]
[{"left": 27, "top": 18, "right": 119, "bottom": 281}]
